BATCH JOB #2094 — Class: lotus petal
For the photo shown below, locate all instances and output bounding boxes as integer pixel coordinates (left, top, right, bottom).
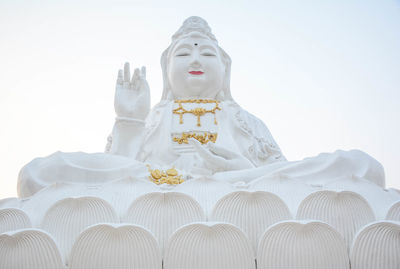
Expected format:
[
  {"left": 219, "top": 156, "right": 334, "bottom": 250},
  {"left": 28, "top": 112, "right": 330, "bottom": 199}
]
[
  {"left": 296, "top": 190, "right": 375, "bottom": 248},
  {"left": 21, "top": 182, "right": 104, "bottom": 225},
  {"left": 40, "top": 196, "right": 118, "bottom": 261},
  {"left": 122, "top": 192, "right": 205, "bottom": 253},
  {"left": 257, "top": 220, "right": 349, "bottom": 269},
  {"left": 0, "top": 228, "right": 65, "bottom": 269},
  {"left": 174, "top": 177, "right": 236, "bottom": 217},
  {"left": 350, "top": 221, "right": 400, "bottom": 269},
  {"left": 323, "top": 175, "right": 398, "bottom": 219},
  {"left": 96, "top": 177, "right": 159, "bottom": 216},
  {"left": 164, "top": 222, "right": 255, "bottom": 269},
  {"left": 0, "top": 208, "right": 32, "bottom": 233},
  {"left": 69, "top": 223, "right": 161, "bottom": 269},
  {"left": 210, "top": 191, "right": 291, "bottom": 251},
  {"left": 249, "top": 175, "right": 315, "bottom": 215},
  {"left": 386, "top": 201, "right": 400, "bottom": 221}
]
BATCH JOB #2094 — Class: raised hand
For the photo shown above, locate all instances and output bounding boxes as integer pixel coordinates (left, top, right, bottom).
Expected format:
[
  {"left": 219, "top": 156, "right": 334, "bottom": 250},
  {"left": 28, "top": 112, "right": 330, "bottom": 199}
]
[
  {"left": 114, "top": 62, "right": 150, "bottom": 120},
  {"left": 189, "top": 139, "right": 254, "bottom": 173}
]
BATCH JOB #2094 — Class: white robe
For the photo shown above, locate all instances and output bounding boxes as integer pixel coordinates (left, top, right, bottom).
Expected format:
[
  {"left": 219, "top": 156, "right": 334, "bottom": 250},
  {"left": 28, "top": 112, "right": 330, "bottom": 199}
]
[{"left": 18, "top": 100, "right": 385, "bottom": 198}]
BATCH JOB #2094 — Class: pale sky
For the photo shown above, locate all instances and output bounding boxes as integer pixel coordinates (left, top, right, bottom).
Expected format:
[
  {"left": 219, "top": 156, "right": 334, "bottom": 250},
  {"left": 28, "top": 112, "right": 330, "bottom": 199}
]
[{"left": 1, "top": 0, "right": 399, "bottom": 198}]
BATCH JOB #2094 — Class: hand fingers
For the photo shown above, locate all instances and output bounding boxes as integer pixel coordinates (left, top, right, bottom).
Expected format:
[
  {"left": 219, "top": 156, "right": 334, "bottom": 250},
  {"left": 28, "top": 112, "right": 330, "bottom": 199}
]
[
  {"left": 124, "top": 62, "right": 130, "bottom": 83},
  {"left": 117, "top": 69, "right": 123, "bottom": 85},
  {"left": 131, "top": 68, "right": 140, "bottom": 90},
  {"left": 208, "top": 143, "right": 238, "bottom": 160},
  {"left": 141, "top": 66, "right": 146, "bottom": 79},
  {"left": 188, "top": 139, "right": 226, "bottom": 166}
]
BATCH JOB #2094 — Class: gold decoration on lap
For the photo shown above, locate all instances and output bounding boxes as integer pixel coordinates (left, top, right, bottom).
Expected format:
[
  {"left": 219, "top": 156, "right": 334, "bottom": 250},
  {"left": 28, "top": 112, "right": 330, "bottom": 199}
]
[
  {"left": 147, "top": 165, "right": 184, "bottom": 185},
  {"left": 173, "top": 99, "right": 221, "bottom": 127},
  {"left": 173, "top": 132, "right": 217, "bottom": 144}
]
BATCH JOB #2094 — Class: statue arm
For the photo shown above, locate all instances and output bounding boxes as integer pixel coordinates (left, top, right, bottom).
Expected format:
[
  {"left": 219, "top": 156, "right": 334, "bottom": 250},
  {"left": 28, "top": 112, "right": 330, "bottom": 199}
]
[{"left": 105, "top": 63, "right": 150, "bottom": 158}]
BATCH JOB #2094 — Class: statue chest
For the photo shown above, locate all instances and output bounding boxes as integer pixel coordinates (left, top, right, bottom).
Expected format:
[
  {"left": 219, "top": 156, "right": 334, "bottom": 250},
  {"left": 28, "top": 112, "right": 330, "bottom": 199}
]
[{"left": 171, "top": 100, "right": 221, "bottom": 145}]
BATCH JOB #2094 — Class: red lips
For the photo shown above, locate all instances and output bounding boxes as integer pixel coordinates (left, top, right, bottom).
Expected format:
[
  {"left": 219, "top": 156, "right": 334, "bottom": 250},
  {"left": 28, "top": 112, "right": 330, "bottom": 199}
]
[{"left": 189, "top": 71, "right": 204, "bottom": 75}]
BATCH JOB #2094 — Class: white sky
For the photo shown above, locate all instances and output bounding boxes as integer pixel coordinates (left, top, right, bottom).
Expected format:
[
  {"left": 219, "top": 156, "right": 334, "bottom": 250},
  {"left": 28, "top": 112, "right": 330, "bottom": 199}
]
[{"left": 1, "top": 0, "right": 399, "bottom": 198}]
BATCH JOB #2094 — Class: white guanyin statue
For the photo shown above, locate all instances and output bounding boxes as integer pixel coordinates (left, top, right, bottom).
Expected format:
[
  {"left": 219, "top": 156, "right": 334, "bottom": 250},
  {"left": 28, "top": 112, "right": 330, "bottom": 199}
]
[{"left": 1, "top": 16, "right": 399, "bottom": 269}]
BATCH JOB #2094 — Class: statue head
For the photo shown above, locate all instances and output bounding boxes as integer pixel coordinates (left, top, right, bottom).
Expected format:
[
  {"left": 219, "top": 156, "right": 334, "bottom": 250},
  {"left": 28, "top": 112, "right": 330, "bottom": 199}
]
[{"left": 161, "top": 16, "right": 232, "bottom": 101}]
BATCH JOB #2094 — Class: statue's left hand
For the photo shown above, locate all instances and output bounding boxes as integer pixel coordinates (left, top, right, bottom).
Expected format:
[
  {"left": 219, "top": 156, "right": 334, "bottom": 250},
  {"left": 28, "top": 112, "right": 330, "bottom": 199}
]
[
  {"left": 114, "top": 62, "right": 150, "bottom": 120},
  {"left": 189, "top": 139, "right": 254, "bottom": 173}
]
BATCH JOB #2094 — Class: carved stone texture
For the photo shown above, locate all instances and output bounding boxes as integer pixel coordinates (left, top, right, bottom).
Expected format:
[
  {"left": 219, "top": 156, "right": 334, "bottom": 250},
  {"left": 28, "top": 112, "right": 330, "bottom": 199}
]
[
  {"left": 164, "top": 222, "right": 255, "bottom": 269},
  {"left": 257, "top": 220, "right": 349, "bottom": 269},
  {"left": 385, "top": 201, "right": 400, "bottom": 221},
  {"left": 22, "top": 182, "right": 105, "bottom": 226},
  {"left": 40, "top": 196, "right": 119, "bottom": 262},
  {"left": 174, "top": 177, "right": 236, "bottom": 217},
  {"left": 0, "top": 228, "right": 65, "bottom": 269},
  {"left": 249, "top": 175, "right": 315, "bottom": 216},
  {"left": 95, "top": 177, "right": 159, "bottom": 217},
  {"left": 210, "top": 190, "right": 291, "bottom": 252},
  {"left": 0, "top": 208, "right": 32, "bottom": 234},
  {"left": 296, "top": 190, "right": 375, "bottom": 248},
  {"left": 350, "top": 221, "right": 400, "bottom": 269},
  {"left": 69, "top": 223, "right": 161, "bottom": 269},
  {"left": 323, "top": 175, "right": 399, "bottom": 219},
  {"left": 122, "top": 192, "right": 205, "bottom": 254}
]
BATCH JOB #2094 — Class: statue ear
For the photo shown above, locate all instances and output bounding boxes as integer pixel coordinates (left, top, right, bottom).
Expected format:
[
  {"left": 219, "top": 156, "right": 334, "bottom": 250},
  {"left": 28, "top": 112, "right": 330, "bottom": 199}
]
[{"left": 218, "top": 47, "right": 232, "bottom": 101}]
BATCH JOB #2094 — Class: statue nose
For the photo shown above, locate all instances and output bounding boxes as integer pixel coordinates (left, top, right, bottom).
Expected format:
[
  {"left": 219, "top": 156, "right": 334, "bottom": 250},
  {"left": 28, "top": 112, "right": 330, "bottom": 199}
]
[{"left": 190, "top": 52, "right": 201, "bottom": 67}]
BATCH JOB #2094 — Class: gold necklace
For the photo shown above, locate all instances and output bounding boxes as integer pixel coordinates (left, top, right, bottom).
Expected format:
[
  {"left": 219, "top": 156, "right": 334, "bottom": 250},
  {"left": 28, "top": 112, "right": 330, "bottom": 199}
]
[{"left": 172, "top": 99, "right": 221, "bottom": 127}]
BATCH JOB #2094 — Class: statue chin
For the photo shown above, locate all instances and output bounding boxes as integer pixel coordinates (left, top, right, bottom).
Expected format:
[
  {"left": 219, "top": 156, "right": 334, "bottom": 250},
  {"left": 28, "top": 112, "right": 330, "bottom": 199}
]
[{"left": 169, "top": 82, "right": 222, "bottom": 100}]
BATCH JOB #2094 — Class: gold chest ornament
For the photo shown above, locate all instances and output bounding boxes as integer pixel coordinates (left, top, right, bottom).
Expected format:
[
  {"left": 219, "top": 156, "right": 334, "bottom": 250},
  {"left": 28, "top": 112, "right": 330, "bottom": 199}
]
[
  {"left": 172, "top": 99, "right": 221, "bottom": 127},
  {"left": 172, "top": 99, "right": 220, "bottom": 145}
]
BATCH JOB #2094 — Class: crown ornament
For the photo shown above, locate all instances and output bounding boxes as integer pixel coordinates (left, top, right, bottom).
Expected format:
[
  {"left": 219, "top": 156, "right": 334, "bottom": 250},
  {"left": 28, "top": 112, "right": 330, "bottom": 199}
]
[{"left": 172, "top": 16, "right": 217, "bottom": 43}]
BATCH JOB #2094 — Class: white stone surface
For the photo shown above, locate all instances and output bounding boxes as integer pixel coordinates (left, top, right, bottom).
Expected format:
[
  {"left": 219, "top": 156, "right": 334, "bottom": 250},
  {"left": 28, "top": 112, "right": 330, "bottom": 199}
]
[
  {"left": 386, "top": 201, "right": 400, "bottom": 221},
  {"left": 1, "top": 15, "right": 396, "bottom": 268},
  {"left": 40, "top": 196, "right": 119, "bottom": 261},
  {"left": 257, "top": 220, "right": 349, "bottom": 269},
  {"left": 21, "top": 182, "right": 105, "bottom": 226},
  {"left": 122, "top": 192, "right": 205, "bottom": 253},
  {"left": 96, "top": 177, "right": 159, "bottom": 216},
  {"left": 164, "top": 222, "right": 255, "bottom": 269},
  {"left": 210, "top": 190, "right": 291, "bottom": 251},
  {"left": 249, "top": 175, "right": 315, "bottom": 215},
  {"left": 0, "top": 208, "right": 32, "bottom": 234},
  {"left": 296, "top": 190, "right": 375, "bottom": 248},
  {"left": 0, "top": 197, "right": 21, "bottom": 209},
  {"left": 350, "top": 221, "right": 400, "bottom": 269},
  {"left": 69, "top": 223, "right": 161, "bottom": 269},
  {"left": 323, "top": 175, "right": 399, "bottom": 219},
  {"left": 0, "top": 228, "right": 65, "bottom": 269},
  {"left": 174, "top": 177, "right": 236, "bottom": 217}
]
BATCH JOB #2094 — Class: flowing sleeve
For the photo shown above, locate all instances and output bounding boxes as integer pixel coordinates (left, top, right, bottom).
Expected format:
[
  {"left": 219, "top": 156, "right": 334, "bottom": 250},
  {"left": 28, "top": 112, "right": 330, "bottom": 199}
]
[{"left": 234, "top": 105, "right": 286, "bottom": 166}]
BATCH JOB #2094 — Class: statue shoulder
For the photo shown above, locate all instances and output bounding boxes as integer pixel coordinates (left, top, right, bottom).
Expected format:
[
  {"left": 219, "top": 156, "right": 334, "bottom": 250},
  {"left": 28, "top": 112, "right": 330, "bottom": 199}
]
[{"left": 227, "top": 102, "right": 287, "bottom": 164}]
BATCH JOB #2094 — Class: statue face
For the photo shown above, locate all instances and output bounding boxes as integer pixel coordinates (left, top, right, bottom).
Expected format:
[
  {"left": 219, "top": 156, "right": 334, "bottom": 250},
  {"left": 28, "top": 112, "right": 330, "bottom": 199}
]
[{"left": 167, "top": 34, "right": 225, "bottom": 99}]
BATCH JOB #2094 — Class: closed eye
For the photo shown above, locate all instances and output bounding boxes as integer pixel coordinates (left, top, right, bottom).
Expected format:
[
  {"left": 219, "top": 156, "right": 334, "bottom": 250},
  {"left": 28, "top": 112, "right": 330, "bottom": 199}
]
[
  {"left": 202, "top": 53, "right": 216, "bottom": 56},
  {"left": 176, "top": 53, "right": 190, "bottom": 57}
]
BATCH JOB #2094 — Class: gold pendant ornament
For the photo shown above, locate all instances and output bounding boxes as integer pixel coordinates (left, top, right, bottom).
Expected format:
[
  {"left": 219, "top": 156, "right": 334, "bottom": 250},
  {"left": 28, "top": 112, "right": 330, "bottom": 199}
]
[
  {"left": 173, "top": 99, "right": 221, "bottom": 127},
  {"left": 147, "top": 165, "right": 184, "bottom": 185}
]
